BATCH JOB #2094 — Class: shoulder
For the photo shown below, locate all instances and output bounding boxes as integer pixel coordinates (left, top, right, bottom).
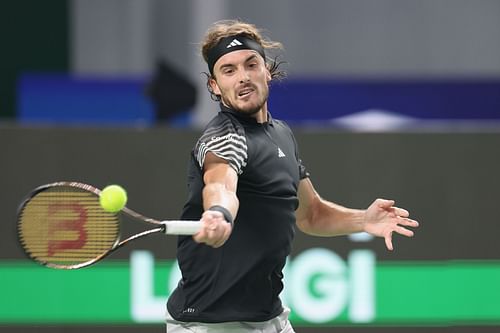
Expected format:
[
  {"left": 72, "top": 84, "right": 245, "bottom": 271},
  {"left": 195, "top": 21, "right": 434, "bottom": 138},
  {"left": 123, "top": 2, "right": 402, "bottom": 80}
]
[
  {"left": 194, "top": 113, "right": 248, "bottom": 175},
  {"left": 273, "top": 118, "right": 296, "bottom": 139},
  {"left": 200, "top": 112, "right": 246, "bottom": 141},
  {"left": 273, "top": 118, "right": 291, "bottom": 130}
]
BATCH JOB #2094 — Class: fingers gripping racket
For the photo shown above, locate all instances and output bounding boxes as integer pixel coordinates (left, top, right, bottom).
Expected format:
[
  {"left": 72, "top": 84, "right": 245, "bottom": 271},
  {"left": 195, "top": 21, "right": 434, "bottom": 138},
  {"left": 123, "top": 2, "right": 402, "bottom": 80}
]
[{"left": 17, "top": 181, "right": 201, "bottom": 269}]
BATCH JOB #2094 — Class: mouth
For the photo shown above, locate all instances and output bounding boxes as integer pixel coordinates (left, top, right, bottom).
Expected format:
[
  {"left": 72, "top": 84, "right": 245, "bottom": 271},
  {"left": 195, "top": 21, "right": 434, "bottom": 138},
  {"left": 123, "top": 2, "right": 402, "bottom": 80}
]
[{"left": 237, "top": 87, "right": 254, "bottom": 98}]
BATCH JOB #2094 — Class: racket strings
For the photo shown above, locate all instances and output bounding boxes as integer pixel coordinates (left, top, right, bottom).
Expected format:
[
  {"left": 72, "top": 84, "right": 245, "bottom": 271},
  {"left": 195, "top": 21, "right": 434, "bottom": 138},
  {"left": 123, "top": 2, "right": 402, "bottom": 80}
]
[{"left": 18, "top": 187, "right": 120, "bottom": 268}]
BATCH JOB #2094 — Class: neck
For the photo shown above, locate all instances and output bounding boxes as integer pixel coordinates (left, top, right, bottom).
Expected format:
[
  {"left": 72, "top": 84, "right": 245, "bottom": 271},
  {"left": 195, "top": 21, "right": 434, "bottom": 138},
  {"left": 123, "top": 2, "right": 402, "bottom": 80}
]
[{"left": 252, "top": 103, "right": 268, "bottom": 123}]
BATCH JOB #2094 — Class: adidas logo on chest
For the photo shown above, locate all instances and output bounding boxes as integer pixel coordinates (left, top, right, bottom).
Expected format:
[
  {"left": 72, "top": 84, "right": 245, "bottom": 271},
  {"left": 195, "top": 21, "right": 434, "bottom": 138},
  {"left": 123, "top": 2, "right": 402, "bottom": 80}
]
[{"left": 278, "top": 147, "right": 286, "bottom": 158}]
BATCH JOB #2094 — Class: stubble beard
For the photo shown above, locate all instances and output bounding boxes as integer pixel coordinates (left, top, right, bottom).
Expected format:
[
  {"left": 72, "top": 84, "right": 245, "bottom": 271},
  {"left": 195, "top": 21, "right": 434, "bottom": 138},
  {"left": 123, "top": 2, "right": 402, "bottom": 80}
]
[{"left": 222, "top": 87, "right": 269, "bottom": 116}]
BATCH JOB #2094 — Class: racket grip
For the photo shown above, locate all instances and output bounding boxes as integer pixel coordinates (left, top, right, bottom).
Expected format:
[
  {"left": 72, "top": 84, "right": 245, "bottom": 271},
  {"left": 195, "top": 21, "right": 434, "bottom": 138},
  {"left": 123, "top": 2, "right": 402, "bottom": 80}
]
[{"left": 161, "top": 220, "right": 202, "bottom": 235}]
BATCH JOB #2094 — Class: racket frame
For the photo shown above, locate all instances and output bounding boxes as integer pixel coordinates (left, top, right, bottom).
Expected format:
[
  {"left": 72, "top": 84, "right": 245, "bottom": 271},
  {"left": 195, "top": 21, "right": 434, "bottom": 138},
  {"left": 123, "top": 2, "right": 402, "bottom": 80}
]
[{"left": 17, "top": 181, "right": 200, "bottom": 269}]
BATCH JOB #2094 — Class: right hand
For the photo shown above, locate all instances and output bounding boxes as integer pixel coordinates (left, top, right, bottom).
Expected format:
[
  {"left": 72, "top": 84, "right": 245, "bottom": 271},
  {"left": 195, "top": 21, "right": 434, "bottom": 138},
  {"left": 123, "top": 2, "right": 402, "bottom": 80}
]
[{"left": 193, "top": 210, "right": 233, "bottom": 248}]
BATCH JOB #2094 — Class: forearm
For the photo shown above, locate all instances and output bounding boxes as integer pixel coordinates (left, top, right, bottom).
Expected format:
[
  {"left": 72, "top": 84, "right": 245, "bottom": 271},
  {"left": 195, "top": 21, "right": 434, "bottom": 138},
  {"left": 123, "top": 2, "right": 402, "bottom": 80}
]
[
  {"left": 194, "top": 158, "right": 239, "bottom": 248},
  {"left": 296, "top": 179, "right": 419, "bottom": 248},
  {"left": 202, "top": 182, "right": 239, "bottom": 220},
  {"left": 298, "top": 196, "right": 366, "bottom": 236}
]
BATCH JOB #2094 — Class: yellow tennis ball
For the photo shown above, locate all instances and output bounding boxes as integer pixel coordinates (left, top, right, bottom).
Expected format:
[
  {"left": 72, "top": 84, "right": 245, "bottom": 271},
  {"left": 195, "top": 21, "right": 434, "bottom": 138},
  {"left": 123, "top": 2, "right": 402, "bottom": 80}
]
[{"left": 99, "top": 185, "right": 127, "bottom": 213}]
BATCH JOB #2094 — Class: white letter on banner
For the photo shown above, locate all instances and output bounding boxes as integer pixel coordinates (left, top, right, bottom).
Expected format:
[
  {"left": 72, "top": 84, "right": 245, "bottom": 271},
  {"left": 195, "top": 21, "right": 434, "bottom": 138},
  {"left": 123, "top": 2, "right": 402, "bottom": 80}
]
[
  {"left": 169, "top": 260, "right": 182, "bottom": 293},
  {"left": 289, "top": 248, "right": 348, "bottom": 323},
  {"left": 348, "top": 250, "right": 375, "bottom": 322},
  {"left": 130, "top": 250, "right": 166, "bottom": 322}
]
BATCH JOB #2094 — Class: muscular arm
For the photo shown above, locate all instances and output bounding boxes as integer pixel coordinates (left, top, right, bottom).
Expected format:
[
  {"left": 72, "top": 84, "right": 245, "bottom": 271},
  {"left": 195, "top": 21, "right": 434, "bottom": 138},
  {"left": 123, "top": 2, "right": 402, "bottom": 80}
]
[
  {"left": 202, "top": 153, "right": 239, "bottom": 218},
  {"left": 193, "top": 152, "right": 239, "bottom": 248},
  {"left": 295, "top": 178, "right": 419, "bottom": 250},
  {"left": 296, "top": 178, "right": 365, "bottom": 236}
]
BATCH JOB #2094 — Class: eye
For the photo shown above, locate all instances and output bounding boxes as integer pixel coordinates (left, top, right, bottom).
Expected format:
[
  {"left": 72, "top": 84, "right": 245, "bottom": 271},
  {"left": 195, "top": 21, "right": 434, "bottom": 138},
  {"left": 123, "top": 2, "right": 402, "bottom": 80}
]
[{"left": 222, "top": 67, "right": 234, "bottom": 75}]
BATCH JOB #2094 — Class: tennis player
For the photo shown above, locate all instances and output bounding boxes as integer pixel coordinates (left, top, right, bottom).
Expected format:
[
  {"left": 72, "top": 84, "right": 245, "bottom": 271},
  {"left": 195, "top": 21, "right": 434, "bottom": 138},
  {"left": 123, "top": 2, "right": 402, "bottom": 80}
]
[{"left": 166, "top": 20, "right": 419, "bottom": 333}]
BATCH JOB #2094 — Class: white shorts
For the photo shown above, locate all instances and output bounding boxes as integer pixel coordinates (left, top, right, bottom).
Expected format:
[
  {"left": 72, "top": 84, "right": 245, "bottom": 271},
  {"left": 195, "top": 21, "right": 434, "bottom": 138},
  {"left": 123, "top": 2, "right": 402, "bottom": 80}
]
[{"left": 166, "top": 307, "right": 295, "bottom": 333}]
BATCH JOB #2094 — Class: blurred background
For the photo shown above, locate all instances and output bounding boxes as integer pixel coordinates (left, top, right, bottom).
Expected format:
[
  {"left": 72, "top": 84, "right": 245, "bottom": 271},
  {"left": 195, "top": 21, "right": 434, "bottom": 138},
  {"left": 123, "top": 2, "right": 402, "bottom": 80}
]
[{"left": 1, "top": 0, "right": 500, "bottom": 332}]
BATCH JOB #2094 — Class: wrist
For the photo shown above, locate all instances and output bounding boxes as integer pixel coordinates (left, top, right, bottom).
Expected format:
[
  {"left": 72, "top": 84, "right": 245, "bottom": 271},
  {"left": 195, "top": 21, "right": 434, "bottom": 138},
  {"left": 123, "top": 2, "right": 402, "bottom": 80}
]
[
  {"left": 208, "top": 205, "right": 234, "bottom": 226},
  {"left": 359, "top": 209, "right": 368, "bottom": 233}
]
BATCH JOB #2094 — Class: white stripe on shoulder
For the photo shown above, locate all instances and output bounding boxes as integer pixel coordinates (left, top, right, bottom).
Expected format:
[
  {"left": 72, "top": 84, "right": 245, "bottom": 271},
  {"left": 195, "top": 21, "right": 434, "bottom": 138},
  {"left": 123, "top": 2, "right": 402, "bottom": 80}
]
[{"left": 195, "top": 118, "right": 248, "bottom": 174}]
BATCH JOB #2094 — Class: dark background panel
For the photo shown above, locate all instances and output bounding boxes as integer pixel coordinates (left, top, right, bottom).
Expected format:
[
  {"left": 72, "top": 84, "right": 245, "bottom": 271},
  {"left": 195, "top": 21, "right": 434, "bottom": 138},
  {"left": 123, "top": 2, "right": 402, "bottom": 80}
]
[
  {"left": 0, "top": 126, "right": 198, "bottom": 260},
  {"left": 0, "top": 0, "right": 69, "bottom": 119},
  {"left": 294, "top": 131, "right": 500, "bottom": 260},
  {"left": 1, "top": 127, "right": 500, "bottom": 261}
]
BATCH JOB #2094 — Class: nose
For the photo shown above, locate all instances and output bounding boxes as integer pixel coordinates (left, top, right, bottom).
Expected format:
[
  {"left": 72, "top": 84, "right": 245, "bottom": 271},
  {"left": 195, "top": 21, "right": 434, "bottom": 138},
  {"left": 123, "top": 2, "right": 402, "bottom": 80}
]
[{"left": 238, "top": 69, "right": 250, "bottom": 83}]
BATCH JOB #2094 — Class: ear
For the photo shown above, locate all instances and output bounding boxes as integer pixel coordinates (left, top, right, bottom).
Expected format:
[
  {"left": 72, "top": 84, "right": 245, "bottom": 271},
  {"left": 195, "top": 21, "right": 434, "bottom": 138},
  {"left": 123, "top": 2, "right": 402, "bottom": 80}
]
[
  {"left": 209, "top": 77, "right": 221, "bottom": 95},
  {"left": 265, "top": 66, "right": 272, "bottom": 82}
]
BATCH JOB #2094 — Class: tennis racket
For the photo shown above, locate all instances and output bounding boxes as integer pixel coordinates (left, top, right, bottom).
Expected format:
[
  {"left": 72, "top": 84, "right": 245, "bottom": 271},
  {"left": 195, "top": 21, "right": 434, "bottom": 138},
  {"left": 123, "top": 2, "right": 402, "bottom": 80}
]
[{"left": 17, "top": 181, "right": 201, "bottom": 269}]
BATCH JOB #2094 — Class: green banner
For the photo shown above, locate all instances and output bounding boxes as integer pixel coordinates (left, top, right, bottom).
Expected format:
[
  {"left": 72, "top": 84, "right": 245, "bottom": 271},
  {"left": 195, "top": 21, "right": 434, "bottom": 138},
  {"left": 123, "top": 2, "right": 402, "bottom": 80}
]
[{"left": 1, "top": 249, "right": 500, "bottom": 326}]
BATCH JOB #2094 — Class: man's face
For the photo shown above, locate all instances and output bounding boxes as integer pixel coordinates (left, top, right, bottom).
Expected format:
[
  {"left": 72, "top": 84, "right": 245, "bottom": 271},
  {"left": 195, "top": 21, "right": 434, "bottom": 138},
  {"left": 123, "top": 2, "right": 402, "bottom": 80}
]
[{"left": 210, "top": 50, "right": 271, "bottom": 115}]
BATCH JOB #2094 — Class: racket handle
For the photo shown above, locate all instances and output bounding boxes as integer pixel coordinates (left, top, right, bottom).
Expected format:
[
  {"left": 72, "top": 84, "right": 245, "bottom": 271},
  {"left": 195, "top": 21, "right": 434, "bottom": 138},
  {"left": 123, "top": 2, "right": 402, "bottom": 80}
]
[{"left": 161, "top": 220, "right": 202, "bottom": 235}]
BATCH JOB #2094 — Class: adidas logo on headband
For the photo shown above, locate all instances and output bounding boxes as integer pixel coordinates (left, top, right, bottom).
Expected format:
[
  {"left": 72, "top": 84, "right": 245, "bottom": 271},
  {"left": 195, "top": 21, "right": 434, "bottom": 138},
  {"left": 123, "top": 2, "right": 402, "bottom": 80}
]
[
  {"left": 207, "top": 34, "right": 266, "bottom": 75},
  {"left": 226, "top": 39, "right": 243, "bottom": 48}
]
